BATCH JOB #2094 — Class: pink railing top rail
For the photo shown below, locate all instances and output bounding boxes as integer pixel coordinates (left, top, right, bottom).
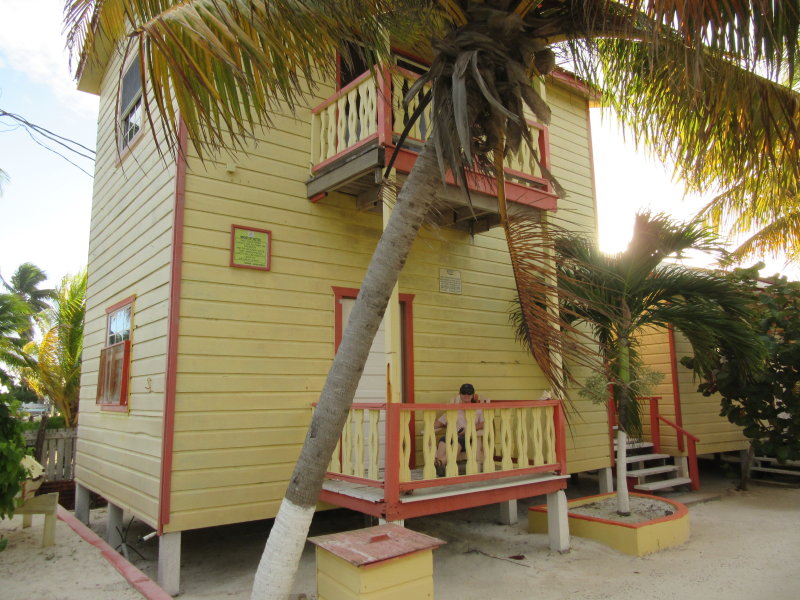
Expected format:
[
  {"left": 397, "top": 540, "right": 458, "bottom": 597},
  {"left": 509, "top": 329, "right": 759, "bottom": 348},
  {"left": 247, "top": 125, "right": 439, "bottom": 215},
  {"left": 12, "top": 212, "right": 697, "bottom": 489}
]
[
  {"left": 310, "top": 68, "right": 377, "bottom": 114},
  {"left": 656, "top": 415, "right": 700, "bottom": 443},
  {"left": 345, "top": 399, "right": 563, "bottom": 411}
]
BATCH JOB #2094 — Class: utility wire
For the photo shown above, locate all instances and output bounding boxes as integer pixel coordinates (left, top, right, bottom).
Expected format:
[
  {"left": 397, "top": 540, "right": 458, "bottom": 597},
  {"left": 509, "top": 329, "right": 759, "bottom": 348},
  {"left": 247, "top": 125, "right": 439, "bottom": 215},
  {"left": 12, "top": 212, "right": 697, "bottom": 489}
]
[{"left": 0, "top": 109, "right": 96, "bottom": 177}]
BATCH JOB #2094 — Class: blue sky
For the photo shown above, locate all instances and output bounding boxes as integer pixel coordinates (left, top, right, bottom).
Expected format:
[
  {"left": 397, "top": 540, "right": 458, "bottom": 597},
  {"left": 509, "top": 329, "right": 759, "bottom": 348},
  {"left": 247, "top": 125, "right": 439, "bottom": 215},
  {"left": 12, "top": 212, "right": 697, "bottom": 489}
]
[
  {"left": 0, "top": 0, "right": 795, "bottom": 289},
  {"left": 0, "top": 0, "right": 97, "bottom": 288}
]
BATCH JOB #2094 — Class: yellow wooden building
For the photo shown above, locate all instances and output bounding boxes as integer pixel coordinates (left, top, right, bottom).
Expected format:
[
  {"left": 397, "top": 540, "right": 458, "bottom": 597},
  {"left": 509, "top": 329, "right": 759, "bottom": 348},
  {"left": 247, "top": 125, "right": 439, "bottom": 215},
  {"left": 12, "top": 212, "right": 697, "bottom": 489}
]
[
  {"left": 72, "top": 44, "right": 639, "bottom": 592},
  {"left": 638, "top": 326, "right": 749, "bottom": 456}
]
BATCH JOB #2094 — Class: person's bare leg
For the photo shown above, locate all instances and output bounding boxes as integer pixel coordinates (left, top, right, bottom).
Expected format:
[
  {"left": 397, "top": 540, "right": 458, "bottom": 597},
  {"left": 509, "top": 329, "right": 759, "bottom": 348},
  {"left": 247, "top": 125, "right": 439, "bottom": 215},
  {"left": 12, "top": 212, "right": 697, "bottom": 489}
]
[{"left": 435, "top": 441, "right": 447, "bottom": 465}]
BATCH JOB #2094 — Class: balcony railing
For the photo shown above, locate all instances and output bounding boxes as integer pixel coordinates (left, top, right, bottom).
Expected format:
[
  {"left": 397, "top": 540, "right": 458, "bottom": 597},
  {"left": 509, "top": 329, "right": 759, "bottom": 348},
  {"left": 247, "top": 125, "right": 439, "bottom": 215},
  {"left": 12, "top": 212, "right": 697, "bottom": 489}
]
[
  {"left": 323, "top": 399, "right": 567, "bottom": 502},
  {"left": 310, "top": 66, "right": 552, "bottom": 193}
]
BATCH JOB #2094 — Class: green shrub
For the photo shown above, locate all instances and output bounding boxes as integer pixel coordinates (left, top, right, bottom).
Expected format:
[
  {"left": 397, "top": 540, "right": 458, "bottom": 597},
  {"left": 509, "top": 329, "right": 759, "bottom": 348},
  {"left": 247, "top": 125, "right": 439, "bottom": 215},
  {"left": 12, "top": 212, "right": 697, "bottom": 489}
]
[
  {"left": 18, "top": 414, "right": 67, "bottom": 432},
  {"left": 0, "top": 400, "right": 27, "bottom": 519}
]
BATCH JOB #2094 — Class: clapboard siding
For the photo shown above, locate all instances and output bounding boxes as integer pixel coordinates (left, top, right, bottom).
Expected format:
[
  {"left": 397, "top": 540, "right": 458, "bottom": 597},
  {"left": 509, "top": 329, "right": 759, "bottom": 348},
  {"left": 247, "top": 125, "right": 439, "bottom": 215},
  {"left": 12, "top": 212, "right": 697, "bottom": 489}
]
[
  {"left": 80, "top": 60, "right": 603, "bottom": 531},
  {"left": 671, "top": 331, "right": 747, "bottom": 454},
  {"left": 638, "top": 326, "right": 680, "bottom": 452},
  {"left": 76, "top": 47, "right": 174, "bottom": 528},
  {"left": 639, "top": 327, "right": 747, "bottom": 455},
  {"left": 163, "top": 79, "right": 604, "bottom": 530},
  {"left": 545, "top": 83, "right": 608, "bottom": 471},
  {"left": 547, "top": 84, "right": 597, "bottom": 235}
]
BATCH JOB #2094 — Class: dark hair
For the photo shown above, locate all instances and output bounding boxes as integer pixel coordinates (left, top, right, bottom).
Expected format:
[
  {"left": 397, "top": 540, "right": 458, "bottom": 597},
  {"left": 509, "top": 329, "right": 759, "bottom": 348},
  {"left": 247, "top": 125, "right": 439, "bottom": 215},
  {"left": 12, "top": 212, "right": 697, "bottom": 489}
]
[{"left": 459, "top": 383, "right": 475, "bottom": 395}]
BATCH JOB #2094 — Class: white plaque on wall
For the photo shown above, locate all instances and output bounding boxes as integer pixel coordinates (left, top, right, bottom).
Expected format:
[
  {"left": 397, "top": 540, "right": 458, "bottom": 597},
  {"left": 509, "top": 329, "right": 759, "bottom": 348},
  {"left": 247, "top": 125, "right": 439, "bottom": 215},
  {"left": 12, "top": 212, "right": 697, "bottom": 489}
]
[{"left": 439, "top": 268, "right": 462, "bottom": 294}]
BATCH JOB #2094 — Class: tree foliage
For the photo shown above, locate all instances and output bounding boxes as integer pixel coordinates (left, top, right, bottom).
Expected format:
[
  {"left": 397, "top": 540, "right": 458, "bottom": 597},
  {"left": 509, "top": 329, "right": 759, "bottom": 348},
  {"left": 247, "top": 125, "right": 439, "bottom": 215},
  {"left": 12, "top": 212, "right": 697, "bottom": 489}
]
[
  {"left": 2, "top": 262, "right": 55, "bottom": 341},
  {"left": 515, "top": 213, "right": 764, "bottom": 434},
  {"left": 21, "top": 271, "right": 87, "bottom": 428},
  {"left": 0, "top": 293, "right": 31, "bottom": 386},
  {"left": 0, "top": 397, "right": 27, "bottom": 520},
  {"left": 513, "top": 213, "right": 765, "bottom": 513},
  {"left": 687, "top": 265, "right": 800, "bottom": 462}
]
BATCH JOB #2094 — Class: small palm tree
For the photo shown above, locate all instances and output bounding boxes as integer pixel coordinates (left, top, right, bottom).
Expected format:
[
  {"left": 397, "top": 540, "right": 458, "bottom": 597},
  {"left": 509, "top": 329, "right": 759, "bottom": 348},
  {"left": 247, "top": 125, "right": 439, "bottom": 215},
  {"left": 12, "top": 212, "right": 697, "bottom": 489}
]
[
  {"left": 516, "top": 213, "right": 764, "bottom": 514},
  {"left": 21, "top": 271, "right": 87, "bottom": 428}
]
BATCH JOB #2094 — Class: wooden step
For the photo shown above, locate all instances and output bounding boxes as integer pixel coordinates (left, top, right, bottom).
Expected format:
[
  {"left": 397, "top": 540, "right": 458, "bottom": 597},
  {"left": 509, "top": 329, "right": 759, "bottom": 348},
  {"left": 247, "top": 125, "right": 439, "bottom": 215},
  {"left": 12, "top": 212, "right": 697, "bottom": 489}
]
[
  {"left": 634, "top": 477, "right": 692, "bottom": 491},
  {"left": 624, "top": 453, "right": 671, "bottom": 464},
  {"left": 614, "top": 441, "right": 653, "bottom": 451},
  {"left": 626, "top": 465, "right": 679, "bottom": 478}
]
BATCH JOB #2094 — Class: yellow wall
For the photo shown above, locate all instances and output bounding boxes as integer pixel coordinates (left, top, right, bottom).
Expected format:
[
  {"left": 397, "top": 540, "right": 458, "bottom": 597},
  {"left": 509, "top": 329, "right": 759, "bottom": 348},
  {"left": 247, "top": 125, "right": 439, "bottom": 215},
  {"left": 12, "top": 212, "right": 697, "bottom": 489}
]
[
  {"left": 639, "top": 327, "right": 747, "bottom": 455},
  {"left": 548, "top": 82, "right": 611, "bottom": 473},
  {"left": 637, "top": 326, "right": 680, "bottom": 453},
  {"left": 80, "top": 58, "right": 605, "bottom": 531},
  {"left": 76, "top": 50, "right": 175, "bottom": 528},
  {"left": 164, "top": 78, "right": 606, "bottom": 531},
  {"left": 672, "top": 331, "right": 748, "bottom": 454}
]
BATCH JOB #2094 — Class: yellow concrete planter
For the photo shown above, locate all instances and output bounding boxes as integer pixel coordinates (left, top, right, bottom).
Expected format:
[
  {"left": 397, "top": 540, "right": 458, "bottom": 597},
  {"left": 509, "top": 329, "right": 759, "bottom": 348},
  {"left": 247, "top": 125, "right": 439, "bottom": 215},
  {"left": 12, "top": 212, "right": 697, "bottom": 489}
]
[{"left": 529, "top": 492, "right": 689, "bottom": 556}]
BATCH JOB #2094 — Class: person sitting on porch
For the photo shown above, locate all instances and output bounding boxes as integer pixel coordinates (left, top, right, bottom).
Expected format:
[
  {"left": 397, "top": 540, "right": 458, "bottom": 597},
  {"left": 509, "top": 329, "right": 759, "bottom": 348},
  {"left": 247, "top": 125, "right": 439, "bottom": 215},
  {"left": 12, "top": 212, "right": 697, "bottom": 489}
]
[{"left": 433, "top": 383, "right": 488, "bottom": 477}]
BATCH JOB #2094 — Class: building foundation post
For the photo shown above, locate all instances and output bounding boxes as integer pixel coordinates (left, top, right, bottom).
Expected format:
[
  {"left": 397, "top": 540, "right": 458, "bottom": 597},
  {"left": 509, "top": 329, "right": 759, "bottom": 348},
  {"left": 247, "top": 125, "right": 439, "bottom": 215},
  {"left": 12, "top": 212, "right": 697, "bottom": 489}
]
[
  {"left": 546, "top": 489, "right": 570, "bottom": 552},
  {"left": 74, "top": 482, "right": 91, "bottom": 524},
  {"left": 599, "top": 467, "right": 614, "bottom": 494},
  {"left": 158, "top": 531, "right": 181, "bottom": 596},
  {"left": 106, "top": 502, "right": 123, "bottom": 550},
  {"left": 499, "top": 499, "right": 517, "bottom": 525}
]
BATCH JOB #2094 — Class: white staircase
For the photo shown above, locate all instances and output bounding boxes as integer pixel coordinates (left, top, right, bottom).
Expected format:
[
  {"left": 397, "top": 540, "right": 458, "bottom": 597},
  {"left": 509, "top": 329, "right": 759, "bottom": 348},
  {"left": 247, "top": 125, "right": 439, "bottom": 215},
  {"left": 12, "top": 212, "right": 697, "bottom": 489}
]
[{"left": 618, "top": 440, "right": 692, "bottom": 492}]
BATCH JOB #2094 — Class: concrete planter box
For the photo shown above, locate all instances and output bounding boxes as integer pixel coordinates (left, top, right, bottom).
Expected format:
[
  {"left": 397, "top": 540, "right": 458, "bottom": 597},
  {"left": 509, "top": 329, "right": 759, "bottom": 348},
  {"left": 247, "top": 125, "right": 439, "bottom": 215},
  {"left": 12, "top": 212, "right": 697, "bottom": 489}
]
[{"left": 529, "top": 492, "right": 689, "bottom": 556}]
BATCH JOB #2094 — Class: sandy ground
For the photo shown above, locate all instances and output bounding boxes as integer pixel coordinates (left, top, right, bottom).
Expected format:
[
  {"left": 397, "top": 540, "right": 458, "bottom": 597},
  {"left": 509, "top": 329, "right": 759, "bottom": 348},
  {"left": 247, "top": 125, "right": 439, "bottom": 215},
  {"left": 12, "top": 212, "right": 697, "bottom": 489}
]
[{"left": 2, "top": 467, "right": 799, "bottom": 600}]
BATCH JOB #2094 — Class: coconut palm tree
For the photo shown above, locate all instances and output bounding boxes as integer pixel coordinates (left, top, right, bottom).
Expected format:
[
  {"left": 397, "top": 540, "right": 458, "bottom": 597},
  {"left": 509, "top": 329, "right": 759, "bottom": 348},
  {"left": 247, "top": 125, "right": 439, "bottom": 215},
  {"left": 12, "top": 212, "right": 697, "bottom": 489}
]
[
  {"left": 0, "top": 293, "right": 30, "bottom": 386},
  {"left": 1, "top": 263, "right": 55, "bottom": 340},
  {"left": 515, "top": 213, "right": 764, "bottom": 514},
  {"left": 65, "top": 2, "right": 800, "bottom": 597},
  {"left": 20, "top": 271, "right": 87, "bottom": 428},
  {"left": 696, "top": 186, "right": 800, "bottom": 266},
  {"left": 694, "top": 72, "right": 800, "bottom": 265}
]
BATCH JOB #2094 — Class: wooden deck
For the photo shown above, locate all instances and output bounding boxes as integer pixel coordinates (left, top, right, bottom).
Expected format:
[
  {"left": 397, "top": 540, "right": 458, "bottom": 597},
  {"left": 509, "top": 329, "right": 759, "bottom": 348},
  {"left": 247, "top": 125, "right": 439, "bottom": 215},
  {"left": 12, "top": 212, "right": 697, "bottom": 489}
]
[{"left": 321, "top": 466, "right": 569, "bottom": 521}]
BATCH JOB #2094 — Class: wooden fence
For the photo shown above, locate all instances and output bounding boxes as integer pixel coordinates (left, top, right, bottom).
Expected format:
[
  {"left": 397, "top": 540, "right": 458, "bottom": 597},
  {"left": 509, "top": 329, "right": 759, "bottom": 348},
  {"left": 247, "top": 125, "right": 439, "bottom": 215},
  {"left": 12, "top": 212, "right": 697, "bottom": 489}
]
[{"left": 23, "top": 428, "right": 77, "bottom": 481}]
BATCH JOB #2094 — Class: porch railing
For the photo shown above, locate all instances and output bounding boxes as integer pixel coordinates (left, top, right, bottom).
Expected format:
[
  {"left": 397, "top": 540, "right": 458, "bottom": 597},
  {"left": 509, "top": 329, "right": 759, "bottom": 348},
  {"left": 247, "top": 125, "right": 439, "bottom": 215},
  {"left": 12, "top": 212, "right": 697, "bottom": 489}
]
[
  {"left": 614, "top": 397, "right": 700, "bottom": 491},
  {"left": 310, "top": 66, "right": 551, "bottom": 190},
  {"left": 324, "top": 399, "right": 567, "bottom": 500}
]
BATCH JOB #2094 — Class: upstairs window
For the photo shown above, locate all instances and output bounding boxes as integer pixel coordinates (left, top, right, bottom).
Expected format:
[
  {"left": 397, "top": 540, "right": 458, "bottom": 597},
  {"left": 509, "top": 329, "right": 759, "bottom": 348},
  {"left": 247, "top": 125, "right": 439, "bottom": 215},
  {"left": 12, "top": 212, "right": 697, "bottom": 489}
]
[
  {"left": 97, "top": 297, "right": 134, "bottom": 409},
  {"left": 338, "top": 43, "right": 370, "bottom": 89},
  {"left": 119, "top": 56, "right": 142, "bottom": 149}
]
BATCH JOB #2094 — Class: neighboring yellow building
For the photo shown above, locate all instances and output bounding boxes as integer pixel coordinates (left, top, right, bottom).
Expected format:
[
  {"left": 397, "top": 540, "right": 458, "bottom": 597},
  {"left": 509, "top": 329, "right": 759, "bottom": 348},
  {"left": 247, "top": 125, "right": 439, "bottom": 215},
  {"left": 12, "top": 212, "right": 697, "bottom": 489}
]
[{"left": 639, "top": 325, "right": 748, "bottom": 456}]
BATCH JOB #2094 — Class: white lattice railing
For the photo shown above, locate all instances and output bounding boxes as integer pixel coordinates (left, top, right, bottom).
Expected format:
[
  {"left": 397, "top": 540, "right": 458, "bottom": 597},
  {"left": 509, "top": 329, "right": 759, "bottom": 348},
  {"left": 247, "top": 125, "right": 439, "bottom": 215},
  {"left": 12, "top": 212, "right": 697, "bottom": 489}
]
[
  {"left": 310, "top": 69, "right": 380, "bottom": 167},
  {"left": 324, "top": 400, "right": 566, "bottom": 493},
  {"left": 310, "top": 66, "right": 550, "bottom": 191}
]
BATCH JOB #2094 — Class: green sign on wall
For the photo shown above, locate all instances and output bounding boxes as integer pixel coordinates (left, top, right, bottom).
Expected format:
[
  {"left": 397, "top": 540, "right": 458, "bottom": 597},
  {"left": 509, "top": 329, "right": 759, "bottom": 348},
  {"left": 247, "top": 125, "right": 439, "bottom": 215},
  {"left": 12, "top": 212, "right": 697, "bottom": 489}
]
[{"left": 230, "top": 224, "right": 271, "bottom": 271}]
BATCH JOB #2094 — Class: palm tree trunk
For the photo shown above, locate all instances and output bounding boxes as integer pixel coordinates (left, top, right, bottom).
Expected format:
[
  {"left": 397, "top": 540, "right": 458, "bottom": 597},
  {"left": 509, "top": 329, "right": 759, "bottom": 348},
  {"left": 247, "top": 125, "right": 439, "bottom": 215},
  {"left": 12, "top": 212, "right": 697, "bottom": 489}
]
[
  {"left": 251, "top": 141, "right": 443, "bottom": 600},
  {"left": 615, "top": 328, "right": 632, "bottom": 516},
  {"left": 615, "top": 427, "right": 630, "bottom": 515}
]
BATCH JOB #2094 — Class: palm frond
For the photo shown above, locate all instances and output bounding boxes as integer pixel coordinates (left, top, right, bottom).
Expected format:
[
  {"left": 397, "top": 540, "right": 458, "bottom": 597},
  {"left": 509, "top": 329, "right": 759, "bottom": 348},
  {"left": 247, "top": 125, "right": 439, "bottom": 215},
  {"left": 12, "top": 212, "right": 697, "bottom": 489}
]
[
  {"left": 18, "top": 271, "right": 86, "bottom": 426},
  {"left": 404, "top": 2, "right": 564, "bottom": 197},
  {"left": 67, "top": 1, "right": 442, "bottom": 156},
  {"left": 727, "top": 210, "right": 800, "bottom": 263}
]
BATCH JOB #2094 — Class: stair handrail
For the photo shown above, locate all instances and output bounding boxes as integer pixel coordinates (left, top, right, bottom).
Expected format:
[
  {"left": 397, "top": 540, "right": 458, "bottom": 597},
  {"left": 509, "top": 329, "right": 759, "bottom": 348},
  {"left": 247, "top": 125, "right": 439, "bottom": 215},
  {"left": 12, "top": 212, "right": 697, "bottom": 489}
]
[{"left": 655, "top": 415, "right": 701, "bottom": 491}]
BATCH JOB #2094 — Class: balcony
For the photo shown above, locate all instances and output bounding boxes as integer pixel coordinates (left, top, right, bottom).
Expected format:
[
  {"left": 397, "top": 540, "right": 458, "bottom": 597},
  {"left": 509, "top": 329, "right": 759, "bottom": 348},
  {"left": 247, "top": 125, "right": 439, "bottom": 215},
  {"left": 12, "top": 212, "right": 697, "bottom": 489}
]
[
  {"left": 319, "top": 399, "right": 569, "bottom": 521},
  {"left": 308, "top": 66, "right": 558, "bottom": 232}
]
